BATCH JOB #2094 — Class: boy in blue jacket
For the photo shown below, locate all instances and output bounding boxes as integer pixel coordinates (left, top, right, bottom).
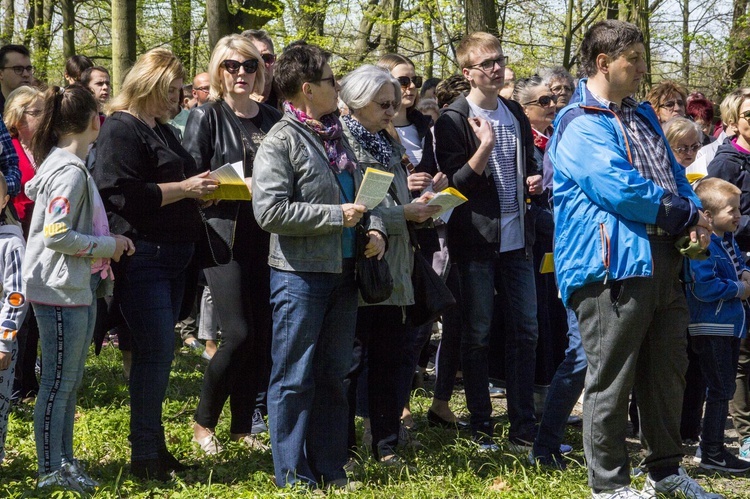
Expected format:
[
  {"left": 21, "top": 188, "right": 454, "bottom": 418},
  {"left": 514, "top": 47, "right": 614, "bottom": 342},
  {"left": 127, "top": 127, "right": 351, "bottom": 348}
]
[{"left": 688, "top": 177, "right": 750, "bottom": 473}]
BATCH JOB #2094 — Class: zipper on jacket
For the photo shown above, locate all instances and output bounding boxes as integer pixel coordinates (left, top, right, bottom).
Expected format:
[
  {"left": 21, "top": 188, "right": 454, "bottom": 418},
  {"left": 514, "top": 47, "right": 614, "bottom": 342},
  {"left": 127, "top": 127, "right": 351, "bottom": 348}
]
[
  {"left": 600, "top": 223, "right": 611, "bottom": 284},
  {"left": 716, "top": 299, "right": 723, "bottom": 315}
]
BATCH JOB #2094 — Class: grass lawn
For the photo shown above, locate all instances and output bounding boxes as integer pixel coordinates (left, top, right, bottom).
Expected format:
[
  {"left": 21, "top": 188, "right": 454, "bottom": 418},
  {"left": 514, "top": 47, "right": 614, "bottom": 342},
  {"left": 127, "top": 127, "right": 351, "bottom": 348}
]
[{"left": 2, "top": 341, "right": 749, "bottom": 498}]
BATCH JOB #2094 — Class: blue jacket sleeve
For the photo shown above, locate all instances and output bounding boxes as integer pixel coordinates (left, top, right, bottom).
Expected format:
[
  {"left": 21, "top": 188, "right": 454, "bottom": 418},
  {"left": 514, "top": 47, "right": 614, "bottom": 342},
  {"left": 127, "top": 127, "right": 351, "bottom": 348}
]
[{"left": 689, "top": 256, "right": 743, "bottom": 303}]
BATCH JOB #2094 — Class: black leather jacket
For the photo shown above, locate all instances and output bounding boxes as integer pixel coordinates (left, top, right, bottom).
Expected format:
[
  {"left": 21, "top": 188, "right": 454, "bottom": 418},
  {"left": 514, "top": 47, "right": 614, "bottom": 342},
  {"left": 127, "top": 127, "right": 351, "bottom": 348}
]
[{"left": 182, "top": 100, "right": 282, "bottom": 263}]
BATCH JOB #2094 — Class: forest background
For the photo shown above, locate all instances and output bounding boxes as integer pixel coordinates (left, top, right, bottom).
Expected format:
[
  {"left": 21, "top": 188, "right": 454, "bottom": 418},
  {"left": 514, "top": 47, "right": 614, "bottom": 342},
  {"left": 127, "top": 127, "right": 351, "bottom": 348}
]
[{"left": 1, "top": 0, "right": 750, "bottom": 102}]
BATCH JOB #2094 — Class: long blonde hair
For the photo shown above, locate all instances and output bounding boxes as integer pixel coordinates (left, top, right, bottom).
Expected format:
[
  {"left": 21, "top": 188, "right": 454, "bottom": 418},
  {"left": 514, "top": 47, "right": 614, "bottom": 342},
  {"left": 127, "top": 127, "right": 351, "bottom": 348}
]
[{"left": 107, "top": 48, "right": 186, "bottom": 123}]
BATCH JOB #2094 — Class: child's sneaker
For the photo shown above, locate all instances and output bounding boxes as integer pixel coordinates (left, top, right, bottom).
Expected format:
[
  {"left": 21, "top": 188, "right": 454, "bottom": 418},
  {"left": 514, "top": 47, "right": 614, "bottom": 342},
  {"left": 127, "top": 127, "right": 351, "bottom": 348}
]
[
  {"left": 699, "top": 447, "right": 750, "bottom": 473},
  {"left": 740, "top": 437, "right": 750, "bottom": 462}
]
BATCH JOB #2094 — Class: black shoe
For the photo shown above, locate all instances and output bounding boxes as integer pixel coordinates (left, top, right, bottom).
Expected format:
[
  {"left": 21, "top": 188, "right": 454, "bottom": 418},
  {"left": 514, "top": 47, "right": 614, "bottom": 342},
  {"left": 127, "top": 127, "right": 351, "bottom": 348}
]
[
  {"left": 699, "top": 448, "right": 750, "bottom": 473},
  {"left": 427, "top": 409, "right": 469, "bottom": 429},
  {"left": 158, "top": 448, "right": 196, "bottom": 472},
  {"left": 130, "top": 458, "right": 173, "bottom": 482}
]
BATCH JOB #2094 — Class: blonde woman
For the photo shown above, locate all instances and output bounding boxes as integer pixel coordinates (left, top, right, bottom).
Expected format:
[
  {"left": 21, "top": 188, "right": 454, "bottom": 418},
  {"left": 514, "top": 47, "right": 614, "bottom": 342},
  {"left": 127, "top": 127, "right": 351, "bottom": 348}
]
[
  {"left": 182, "top": 34, "right": 281, "bottom": 455},
  {"left": 92, "top": 48, "right": 218, "bottom": 481}
]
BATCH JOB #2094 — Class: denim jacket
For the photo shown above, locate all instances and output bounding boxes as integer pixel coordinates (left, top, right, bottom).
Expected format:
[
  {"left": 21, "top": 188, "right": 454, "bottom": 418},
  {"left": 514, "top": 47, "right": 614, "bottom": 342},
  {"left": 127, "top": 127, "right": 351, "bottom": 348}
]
[
  {"left": 253, "top": 115, "right": 385, "bottom": 273},
  {"left": 342, "top": 120, "right": 414, "bottom": 307}
]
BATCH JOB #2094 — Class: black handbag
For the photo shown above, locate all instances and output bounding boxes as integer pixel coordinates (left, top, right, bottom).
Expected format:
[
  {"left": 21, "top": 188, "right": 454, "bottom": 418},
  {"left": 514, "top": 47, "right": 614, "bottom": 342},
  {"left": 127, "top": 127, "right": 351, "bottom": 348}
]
[
  {"left": 332, "top": 173, "right": 393, "bottom": 303},
  {"left": 355, "top": 222, "right": 394, "bottom": 303},
  {"left": 408, "top": 222, "right": 456, "bottom": 327}
]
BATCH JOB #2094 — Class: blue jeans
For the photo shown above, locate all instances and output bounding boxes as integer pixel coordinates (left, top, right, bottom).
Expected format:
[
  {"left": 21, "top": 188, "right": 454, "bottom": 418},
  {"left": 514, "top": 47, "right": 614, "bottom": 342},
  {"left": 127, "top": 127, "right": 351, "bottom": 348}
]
[
  {"left": 693, "top": 335, "right": 741, "bottom": 454},
  {"left": 533, "top": 308, "right": 587, "bottom": 456},
  {"left": 119, "top": 240, "right": 193, "bottom": 461},
  {"left": 268, "top": 261, "right": 358, "bottom": 487},
  {"left": 457, "top": 250, "right": 538, "bottom": 438},
  {"left": 34, "top": 275, "right": 100, "bottom": 472}
]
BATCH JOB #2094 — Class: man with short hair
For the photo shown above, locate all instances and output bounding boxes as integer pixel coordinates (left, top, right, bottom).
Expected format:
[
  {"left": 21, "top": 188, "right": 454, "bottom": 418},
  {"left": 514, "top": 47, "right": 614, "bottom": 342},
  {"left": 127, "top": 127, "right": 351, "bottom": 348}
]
[
  {"left": 191, "top": 72, "right": 210, "bottom": 107},
  {"left": 434, "top": 32, "right": 542, "bottom": 451},
  {"left": 0, "top": 45, "right": 31, "bottom": 114},
  {"left": 81, "top": 66, "right": 111, "bottom": 112},
  {"left": 241, "top": 29, "right": 278, "bottom": 107},
  {"left": 547, "top": 20, "right": 720, "bottom": 499}
]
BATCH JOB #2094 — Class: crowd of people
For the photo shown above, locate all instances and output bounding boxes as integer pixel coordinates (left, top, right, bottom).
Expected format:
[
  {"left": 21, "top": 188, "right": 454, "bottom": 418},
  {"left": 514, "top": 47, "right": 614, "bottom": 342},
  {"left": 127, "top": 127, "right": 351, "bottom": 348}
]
[{"left": 0, "top": 19, "right": 748, "bottom": 499}]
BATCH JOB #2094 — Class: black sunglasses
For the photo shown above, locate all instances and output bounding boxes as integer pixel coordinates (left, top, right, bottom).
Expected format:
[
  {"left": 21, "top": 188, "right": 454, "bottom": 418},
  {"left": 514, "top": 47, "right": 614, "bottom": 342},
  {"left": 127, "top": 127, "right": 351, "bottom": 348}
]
[
  {"left": 523, "top": 95, "right": 558, "bottom": 107},
  {"left": 396, "top": 75, "right": 423, "bottom": 89},
  {"left": 221, "top": 59, "right": 259, "bottom": 74},
  {"left": 261, "top": 53, "right": 276, "bottom": 65},
  {"left": 373, "top": 100, "right": 399, "bottom": 110}
]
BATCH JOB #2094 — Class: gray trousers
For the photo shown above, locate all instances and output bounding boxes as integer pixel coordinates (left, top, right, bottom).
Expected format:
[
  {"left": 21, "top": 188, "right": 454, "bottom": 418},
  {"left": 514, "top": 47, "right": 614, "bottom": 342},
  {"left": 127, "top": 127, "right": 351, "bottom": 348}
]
[
  {"left": 570, "top": 237, "right": 687, "bottom": 492},
  {"left": 730, "top": 337, "right": 750, "bottom": 440}
]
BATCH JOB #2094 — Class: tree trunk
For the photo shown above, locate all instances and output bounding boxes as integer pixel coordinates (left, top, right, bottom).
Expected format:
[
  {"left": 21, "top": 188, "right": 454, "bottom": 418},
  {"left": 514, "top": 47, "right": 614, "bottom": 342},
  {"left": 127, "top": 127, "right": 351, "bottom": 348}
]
[
  {"left": 171, "top": 0, "right": 191, "bottom": 67},
  {"left": 380, "top": 0, "right": 402, "bottom": 54},
  {"left": 465, "top": 0, "right": 498, "bottom": 36},
  {"left": 422, "top": 1, "right": 434, "bottom": 79},
  {"left": 112, "top": 0, "right": 137, "bottom": 94},
  {"left": 62, "top": 0, "right": 75, "bottom": 59},
  {"left": 1, "top": 0, "right": 14, "bottom": 45},
  {"left": 31, "top": 0, "right": 53, "bottom": 82},
  {"left": 717, "top": 0, "right": 750, "bottom": 97},
  {"left": 352, "top": 0, "right": 381, "bottom": 64},
  {"left": 681, "top": 0, "right": 689, "bottom": 83},
  {"left": 297, "top": 0, "right": 327, "bottom": 39},
  {"left": 207, "top": 0, "right": 284, "bottom": 49}
]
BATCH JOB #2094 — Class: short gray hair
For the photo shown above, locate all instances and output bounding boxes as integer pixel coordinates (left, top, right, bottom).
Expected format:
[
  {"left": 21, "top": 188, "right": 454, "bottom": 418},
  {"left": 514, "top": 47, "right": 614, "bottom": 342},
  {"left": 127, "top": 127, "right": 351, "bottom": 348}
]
[
  {"left": 540, "top": 66, "right": 573, "bottom": 87},
  {"left": 339, "top": 65, "right": 402, "bottom": 112},
  {"left": 512, "top": 75, "right": 546, "bottom": 105}
]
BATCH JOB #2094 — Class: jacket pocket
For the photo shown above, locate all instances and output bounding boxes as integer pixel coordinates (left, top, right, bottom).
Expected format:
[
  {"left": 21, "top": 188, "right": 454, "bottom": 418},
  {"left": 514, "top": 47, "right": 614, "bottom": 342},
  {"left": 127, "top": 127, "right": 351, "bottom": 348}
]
[{"left": 599, "top": 222, "right": 611, "bottom": 283}]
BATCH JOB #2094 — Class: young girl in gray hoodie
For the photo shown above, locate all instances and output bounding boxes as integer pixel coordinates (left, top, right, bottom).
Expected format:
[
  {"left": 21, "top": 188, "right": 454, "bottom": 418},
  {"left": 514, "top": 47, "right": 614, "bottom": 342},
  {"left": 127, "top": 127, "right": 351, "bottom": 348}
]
[{"left": 23, "top": 85, "right": 133, "bottom": 492}]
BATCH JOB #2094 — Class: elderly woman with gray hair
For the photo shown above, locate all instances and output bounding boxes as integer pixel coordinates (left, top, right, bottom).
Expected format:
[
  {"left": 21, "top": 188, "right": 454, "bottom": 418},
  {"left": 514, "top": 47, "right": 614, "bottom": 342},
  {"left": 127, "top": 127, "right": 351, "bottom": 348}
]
[
  {"left": 339, "top": 65, "right": 439, "bottom": 465},
  {"left": 540, "top": 66, "right": 574, "bottom": 111}
]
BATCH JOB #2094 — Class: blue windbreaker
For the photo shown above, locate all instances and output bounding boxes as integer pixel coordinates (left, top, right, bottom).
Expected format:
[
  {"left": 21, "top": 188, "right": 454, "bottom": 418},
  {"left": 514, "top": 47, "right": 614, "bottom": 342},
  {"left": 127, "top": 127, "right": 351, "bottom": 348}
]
[{"left": 546, "top": 79, "right": 701, "bottom": 306}]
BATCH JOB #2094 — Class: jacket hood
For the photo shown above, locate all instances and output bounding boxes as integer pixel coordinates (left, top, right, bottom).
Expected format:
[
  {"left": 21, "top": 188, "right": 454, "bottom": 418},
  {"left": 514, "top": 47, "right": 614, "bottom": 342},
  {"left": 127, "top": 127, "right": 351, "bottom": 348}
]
[
  {"left": 0, "top": 223, "right": 23, "bottom": 239},
  {"left": 712, "top": 137, "right": 749, "bottom": 164},
  {"left": 25, "top": 148, "right": 86, "bottom": 202}
]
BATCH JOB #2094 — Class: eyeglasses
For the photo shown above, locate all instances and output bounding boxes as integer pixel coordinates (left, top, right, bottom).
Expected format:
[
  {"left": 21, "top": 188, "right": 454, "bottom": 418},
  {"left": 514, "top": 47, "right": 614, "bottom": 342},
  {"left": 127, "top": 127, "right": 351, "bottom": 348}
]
[
  {"left": 261, "top": 53, "right": 276, "bottom": 65},
  {"left": 396, "top": 75, "right": 423, "bottom": 89},
  {"left": 550, "top": 84, "right": 573, "bottom": 94},
  {"left": 194, "top": 86, "right": 210, "bottom": 93},
  {"left": 221, "top": 59, "right": 259, "bottom": 74},
  {"left": 373, "top": 100, "right": 399, "bottom": 110},
  {"left": 467, "top": 56, "right": 509, "bottom": 72},
  {"left": 659, "top": 99, "right": 685, "bottom": 109},
  {"left": 314, "top": 75, "right": 336, "bottom": 86},
  {"left": 23, "top": 109, "right": 42, "bottom": 117},
  {"left": 1, "top": 65, "right": 33, "bottom": 75},
  {"left": 523, "top": 95, "right": 558, "bottom": 107},
  {"left": 673, "top": 143, "right": 702, "bottom": 154}
]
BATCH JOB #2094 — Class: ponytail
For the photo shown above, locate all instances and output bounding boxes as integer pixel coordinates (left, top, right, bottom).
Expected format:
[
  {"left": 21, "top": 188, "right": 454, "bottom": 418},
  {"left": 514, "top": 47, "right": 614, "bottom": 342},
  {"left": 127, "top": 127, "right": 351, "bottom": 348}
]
[{"left": 31, "top": 84, "right": 98, "bottom": 165}]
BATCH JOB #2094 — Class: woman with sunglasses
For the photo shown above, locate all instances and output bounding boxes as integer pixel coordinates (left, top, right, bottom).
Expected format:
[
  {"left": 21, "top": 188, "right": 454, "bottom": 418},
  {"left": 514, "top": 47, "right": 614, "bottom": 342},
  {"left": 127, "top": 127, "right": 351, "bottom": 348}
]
[
  {"left": 182, "top": 34, "right": 281, "bottom": 455},
  {"left": 646, "top": 81, "right": 688, "bottom": 124},
  {"left": 338, "top": 65, "right": 439, "bottom": 465},
  {"left": 93, "top": 48, "right": 218, "bottom": 481},
  {"left": 252, "top": 43, "right": 386, "bottom": 489},
  {"left": 377, "top": 53, "right": 447, "bottom": 433}
]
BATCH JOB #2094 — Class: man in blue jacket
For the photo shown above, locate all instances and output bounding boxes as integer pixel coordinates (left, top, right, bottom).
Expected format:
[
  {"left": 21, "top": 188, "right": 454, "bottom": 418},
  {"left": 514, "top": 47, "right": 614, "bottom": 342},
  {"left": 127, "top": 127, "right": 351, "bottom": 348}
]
[{"left": 547, "top": 20, "right": 718, "bottom": 499}]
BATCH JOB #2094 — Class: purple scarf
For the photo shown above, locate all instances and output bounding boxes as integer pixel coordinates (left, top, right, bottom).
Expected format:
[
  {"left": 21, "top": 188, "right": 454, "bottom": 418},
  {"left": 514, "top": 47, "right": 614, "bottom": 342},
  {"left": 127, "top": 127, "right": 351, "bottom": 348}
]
[{"left": 284, "top": 101, "right": 356, "bottom": 174}]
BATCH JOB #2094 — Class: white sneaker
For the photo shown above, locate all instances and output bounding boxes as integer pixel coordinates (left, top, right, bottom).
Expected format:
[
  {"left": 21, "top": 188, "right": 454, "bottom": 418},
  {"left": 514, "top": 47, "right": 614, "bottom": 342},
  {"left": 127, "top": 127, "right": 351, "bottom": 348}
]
[
  {"left": 642, "top": 467, "right": 724, "bottom": 499},
  {"left": 740, "top": 436, "right": 750, "bottom": 462},
  {"left": 591, "top": 486, "right": 646, "bottom": 498}
]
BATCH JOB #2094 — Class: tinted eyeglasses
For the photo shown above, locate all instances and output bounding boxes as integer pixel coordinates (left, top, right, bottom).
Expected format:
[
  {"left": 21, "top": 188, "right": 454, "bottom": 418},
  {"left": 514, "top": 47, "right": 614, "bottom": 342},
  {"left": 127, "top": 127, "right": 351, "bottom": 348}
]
[
  {"left": 373, "top": 100, "right": 399, "bottom": 110},
  {"left": 261, "top": 53, "right": 276, "bottom": 65},
  {"left": 193, "top": 86, "right": 210, "bottom": 93},
  {"left": 23, "top": 109, "right": 42, "bottom": 117},
  {"left": 523, "top": 95, "right": 558, "bottom": 107},
  {"left": 468, "top": 56, "right": 509, "bottom": 72},
  {"left": 659, "top": 99, "right": 685, "bottom": 109},
  {"left": 550, "top": 84, "right": 573, "bottom": 94},
  {"left": 314, "top": 75, "right": 336, "bottom": 86},
  {"left": 742, "top": 111, "right": 750, "bottom": 122},
  {"left": 221, "top": 59, "right": 259, "bottom": 74},
  {"left": 1, "top": 65, "right": 33, "bottom": 75},
  {"left": 673, "top": 143, "right": 702, "bottom": 154},
  {"left": 396, "top": 75, "right": 423, "bottom": 89}
]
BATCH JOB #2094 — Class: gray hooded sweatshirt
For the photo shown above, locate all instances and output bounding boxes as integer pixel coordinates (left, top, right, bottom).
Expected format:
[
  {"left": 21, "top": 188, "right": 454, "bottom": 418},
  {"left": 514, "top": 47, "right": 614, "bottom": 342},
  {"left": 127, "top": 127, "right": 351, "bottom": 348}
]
[{"left": 23, "top": 147, "right": 116, "bottom": 306}]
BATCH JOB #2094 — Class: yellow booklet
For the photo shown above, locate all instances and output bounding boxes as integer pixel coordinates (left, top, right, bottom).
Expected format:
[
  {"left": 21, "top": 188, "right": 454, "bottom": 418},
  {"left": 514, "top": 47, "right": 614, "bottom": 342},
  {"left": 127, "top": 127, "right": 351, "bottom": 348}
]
[
  {"left": 202, "top": 161, "right": 251, "bottom": 201},
  {"left": 539, "top": 252, "right": 555, "bottom": 274},
  {"left": 355, "top": 167, "right": 394, "bottom": 209},
  {"left": 426, "top": 187, "right": 468, "bottom": 221}
]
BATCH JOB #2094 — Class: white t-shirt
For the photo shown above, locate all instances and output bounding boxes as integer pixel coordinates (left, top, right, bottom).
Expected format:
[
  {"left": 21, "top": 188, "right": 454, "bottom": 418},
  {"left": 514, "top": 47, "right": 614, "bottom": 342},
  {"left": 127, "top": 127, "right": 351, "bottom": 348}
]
[
  {"left": 396, "top": 124, "right": 423, "bottom": 166},
  {"left": 466, "top": 98, "right": 523, "bottom": 253}
]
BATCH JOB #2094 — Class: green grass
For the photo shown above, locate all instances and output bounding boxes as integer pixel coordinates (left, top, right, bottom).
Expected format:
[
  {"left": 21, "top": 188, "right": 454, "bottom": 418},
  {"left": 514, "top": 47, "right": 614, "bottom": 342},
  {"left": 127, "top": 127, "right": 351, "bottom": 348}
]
[{"left": 2, "top": 343, "right": 748, "bottom": 498}]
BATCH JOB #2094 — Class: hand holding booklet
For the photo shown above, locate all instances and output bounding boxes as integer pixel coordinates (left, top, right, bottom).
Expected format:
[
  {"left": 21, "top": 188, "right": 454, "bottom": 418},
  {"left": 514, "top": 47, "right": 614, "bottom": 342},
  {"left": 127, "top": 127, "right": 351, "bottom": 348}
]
[
  {"left": 425, "top": 187, "right": 467, "bottom": 222},
  {"left": 202, "top": 161, "right": 251, "bottom": 201},
  {"left": 354, "top": 167, "right": 395, "bottom": 209}
]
